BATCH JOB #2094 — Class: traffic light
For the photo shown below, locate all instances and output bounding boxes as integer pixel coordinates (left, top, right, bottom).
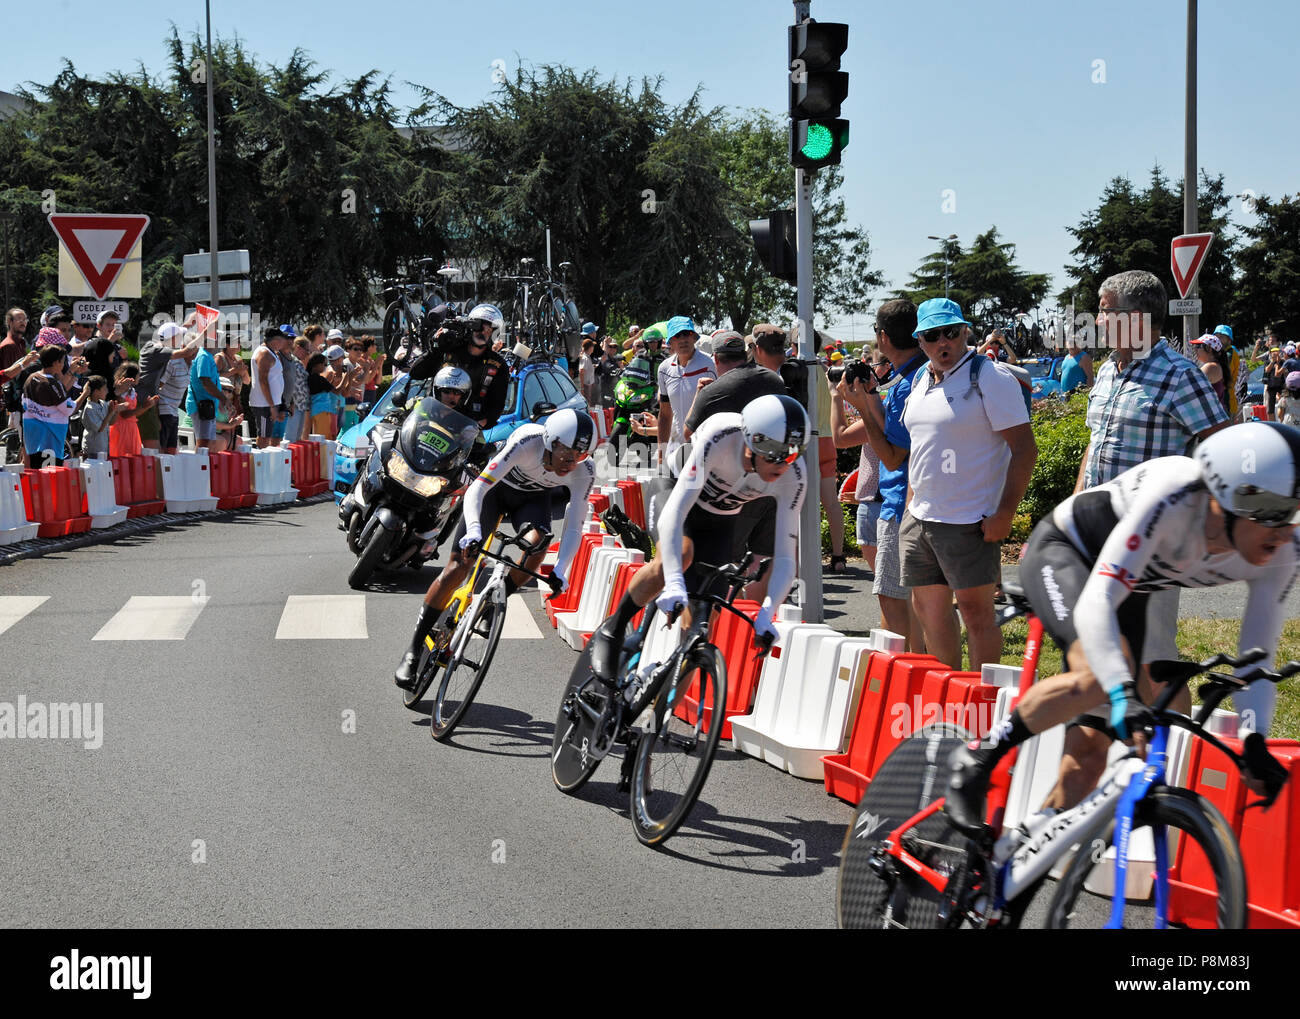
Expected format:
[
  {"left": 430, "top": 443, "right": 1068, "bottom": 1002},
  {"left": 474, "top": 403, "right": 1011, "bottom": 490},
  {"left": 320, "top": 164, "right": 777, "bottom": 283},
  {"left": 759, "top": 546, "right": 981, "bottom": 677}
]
[
  {"left": 789, "top": 21, "right": 849, "bottom": 169},
  {"left": 749, "top": 210, "right": 797, "bottom": 283}
]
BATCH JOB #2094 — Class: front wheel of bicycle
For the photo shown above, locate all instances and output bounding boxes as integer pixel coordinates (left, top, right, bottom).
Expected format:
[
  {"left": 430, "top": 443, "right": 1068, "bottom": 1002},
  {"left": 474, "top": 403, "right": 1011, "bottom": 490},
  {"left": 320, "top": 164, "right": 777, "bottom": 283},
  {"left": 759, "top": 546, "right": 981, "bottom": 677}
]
[
  {"left": 837, "top": 725, "right": 974, "bottom": 929},
  {"left": 430, "top": 592, "right": 506, "bottom": 741},
  {"left": 628, "top": 645, "right": 727, "bottom": 847},
  {"left": 1045, "top": 786, "right": 1247, "bottom": 929}
]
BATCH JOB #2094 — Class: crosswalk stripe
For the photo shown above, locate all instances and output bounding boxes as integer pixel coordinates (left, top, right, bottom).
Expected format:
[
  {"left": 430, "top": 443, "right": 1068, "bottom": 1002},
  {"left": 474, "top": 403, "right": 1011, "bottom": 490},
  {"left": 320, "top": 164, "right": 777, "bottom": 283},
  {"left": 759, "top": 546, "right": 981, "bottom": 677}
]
[
  {"left": 92, "top": 596, "right": 210, "bottom": 641},
  {"left": 503, "top": 594, "right": 543, "bottom": 639},
  {"left": 275, "top": 595, "right": 368, "bottom": 640},
  {"left": 0, "top": 596, "right": 50, "bottom": 637}
]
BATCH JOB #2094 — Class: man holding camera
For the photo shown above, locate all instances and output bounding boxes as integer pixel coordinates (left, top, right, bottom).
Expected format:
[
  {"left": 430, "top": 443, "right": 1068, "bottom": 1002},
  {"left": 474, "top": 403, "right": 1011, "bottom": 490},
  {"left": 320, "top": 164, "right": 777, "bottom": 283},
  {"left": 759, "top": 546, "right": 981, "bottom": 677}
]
[{"left": 410, "top": 303, "right": 510, "bottom": 431}]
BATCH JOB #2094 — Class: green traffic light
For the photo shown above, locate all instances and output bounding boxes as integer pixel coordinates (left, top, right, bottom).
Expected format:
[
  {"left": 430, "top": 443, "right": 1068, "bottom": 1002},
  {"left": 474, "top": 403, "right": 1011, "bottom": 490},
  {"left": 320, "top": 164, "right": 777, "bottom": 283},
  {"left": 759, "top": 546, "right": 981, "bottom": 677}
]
[{"left": 801, "top": 123, "right": 834, "bottom": 161}]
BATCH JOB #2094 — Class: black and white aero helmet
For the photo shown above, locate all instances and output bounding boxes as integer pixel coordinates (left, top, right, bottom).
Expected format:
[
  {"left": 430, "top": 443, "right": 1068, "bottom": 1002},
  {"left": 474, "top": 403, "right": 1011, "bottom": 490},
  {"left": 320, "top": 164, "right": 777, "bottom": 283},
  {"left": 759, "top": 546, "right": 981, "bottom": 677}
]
[
  {"left": 433, "top": 365, "right": 472, "bottom": 397},
  {"left": 1195, "top": 421, "right": 1300, "bottom": 526},
  {"left": 741, "top": 393, "right": 809, "bottom": 464},
  {"left": 542, "top": 407, "right": 595, "bottom": 455}
]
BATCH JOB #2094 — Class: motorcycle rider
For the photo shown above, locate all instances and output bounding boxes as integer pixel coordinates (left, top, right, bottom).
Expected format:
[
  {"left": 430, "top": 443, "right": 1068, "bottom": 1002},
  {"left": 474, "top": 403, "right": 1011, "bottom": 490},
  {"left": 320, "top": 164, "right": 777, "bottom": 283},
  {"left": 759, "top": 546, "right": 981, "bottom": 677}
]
[
  {"left": 431, "top": 365, "right": 472, "bottom": 410},
  {"left": 394, "top": 408, "right": 597, "bottom": 689}
]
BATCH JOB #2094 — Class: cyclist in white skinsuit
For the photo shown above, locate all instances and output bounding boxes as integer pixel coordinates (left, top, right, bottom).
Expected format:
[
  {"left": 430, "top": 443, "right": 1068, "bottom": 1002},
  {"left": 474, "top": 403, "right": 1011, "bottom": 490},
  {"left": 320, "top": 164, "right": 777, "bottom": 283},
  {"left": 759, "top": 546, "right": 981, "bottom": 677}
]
[
  {"left": 394, "top": 408, "right": 595, "bottom": 688},
  {"left": 588, "top": 394, "right": 809, "bottom": 680},
  {"left": 945, "top": 421, "right": 1300, "bottom": 834}
]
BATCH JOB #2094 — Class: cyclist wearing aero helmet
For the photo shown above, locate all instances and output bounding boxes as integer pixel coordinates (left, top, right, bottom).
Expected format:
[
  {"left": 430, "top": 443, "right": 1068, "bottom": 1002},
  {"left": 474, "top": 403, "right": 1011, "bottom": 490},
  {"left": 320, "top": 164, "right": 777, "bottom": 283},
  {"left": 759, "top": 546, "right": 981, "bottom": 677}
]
[
  {"left": 944, "top": 421, "right": 1300, "bottom": 834},
  {"left": 588, "top": 393, "right": 809, "bottom": 681},
  {"left": 395, "top": 408, "right": 596, "bottom": 688}
]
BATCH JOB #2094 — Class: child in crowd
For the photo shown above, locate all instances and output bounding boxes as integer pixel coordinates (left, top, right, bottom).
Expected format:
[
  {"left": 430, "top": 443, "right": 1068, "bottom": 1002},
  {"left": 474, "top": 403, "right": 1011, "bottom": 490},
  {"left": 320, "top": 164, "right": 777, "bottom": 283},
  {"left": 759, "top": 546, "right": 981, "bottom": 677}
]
[
  {"left": 109, "top": 362, "right": 156, "bottom": 457},
  {"left": 213, "top": 378, "right": 245, "bottom": 452},
  {"left": 307, "top": 353, "right": 337, "bottom": 439},
  {"left": 76, "top": 375, "right": 119, "bottom": 459}
]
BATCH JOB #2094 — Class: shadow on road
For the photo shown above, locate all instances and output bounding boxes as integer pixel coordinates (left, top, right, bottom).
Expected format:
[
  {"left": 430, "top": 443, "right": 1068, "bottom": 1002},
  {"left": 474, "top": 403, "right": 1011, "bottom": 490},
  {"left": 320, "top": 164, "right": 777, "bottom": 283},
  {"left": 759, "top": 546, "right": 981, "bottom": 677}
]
[{"left": 406, "top": 702, "right": 552, "bottom": 758}]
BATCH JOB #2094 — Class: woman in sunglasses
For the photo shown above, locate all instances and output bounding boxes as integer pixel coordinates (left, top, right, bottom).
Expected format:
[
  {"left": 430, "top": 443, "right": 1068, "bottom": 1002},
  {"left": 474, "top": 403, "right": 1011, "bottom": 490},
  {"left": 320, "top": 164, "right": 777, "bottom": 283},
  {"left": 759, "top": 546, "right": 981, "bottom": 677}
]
[{"left": 945, "top": 421, "right": 1300, "bottom": 834}]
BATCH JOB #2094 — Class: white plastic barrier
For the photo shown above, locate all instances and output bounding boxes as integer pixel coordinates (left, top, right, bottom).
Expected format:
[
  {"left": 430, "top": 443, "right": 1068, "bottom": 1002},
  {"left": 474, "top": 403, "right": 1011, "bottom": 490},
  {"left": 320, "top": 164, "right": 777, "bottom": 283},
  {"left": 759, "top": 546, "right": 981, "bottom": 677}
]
[
  {"left": 869, "top": 628, "right": 906, "bottom": 654},
  {"left": 159, "top": 452, "right": 220, "bottom": 513},
  {"left": 79, "top": 458, "right": 128, "bottom": 529},
  {"left": 601, "top": 484, "right": 624, "bottom": 513},
  {"left": 310, "top": 436, "right": 338, "bottom": 482},
  {"left": 251, "top": 447, "right": 298, "bottom": 505},
  {"left": 556, "top": 545, "right": 638, "bottom": 650},
  {"left": 0, "top": 468, "right": 39, "bottom": 545},
  {"left": 729, "top": 627, "right": 874, "bottom": 780}
]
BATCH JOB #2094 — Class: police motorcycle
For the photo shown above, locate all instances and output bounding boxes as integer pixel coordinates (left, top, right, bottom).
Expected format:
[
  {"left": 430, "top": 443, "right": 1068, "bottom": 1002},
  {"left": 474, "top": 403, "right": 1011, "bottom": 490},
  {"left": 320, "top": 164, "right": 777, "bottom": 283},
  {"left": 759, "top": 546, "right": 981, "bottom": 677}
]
[{"left": 340, "top": 366, "right": 482, "bottom": 590}]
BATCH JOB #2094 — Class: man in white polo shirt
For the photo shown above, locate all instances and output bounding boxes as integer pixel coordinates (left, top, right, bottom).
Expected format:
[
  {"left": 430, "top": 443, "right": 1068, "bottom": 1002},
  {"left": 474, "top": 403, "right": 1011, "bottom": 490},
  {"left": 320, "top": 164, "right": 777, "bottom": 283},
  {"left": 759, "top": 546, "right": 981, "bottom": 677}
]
[
  {"left": 901, "top": 298, "right": 1038, "bottom": 671},
  {"left": 656, "top": 315, "right": 716, "bottom": 465}
]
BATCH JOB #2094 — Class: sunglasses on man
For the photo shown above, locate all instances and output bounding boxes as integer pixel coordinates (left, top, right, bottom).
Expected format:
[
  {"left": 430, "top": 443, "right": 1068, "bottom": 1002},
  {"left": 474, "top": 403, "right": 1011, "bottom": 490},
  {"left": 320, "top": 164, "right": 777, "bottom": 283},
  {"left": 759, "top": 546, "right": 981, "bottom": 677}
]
[{"left": 919, "top": 324, "right": 965, "bottom": 343}]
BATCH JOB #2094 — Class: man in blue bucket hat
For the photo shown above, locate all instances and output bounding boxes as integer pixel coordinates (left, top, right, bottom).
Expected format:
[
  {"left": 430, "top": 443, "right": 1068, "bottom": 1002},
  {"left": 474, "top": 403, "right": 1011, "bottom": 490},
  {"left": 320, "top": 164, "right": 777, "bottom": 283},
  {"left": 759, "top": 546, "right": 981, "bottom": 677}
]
[
  {"left": 901, "top": 297, "right": 1036, "bottom": 671},
  {"left": 656, "top": 315, "right": 716, "bottom": 465}
]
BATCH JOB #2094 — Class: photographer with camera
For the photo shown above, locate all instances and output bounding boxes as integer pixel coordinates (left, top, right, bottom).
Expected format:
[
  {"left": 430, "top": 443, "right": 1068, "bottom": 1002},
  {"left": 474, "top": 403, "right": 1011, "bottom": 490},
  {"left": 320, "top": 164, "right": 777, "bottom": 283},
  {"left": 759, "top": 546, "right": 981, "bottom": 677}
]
[{"left": 408, "top": 303, "right": 510, "bottom": 431}]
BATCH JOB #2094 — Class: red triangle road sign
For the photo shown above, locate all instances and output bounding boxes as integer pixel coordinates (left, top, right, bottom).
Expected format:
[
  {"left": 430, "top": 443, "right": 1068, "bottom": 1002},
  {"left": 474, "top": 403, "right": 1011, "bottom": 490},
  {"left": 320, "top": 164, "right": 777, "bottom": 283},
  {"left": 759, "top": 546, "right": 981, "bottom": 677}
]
[
  {"left": 1170, "top": 232, "right": 1213, "bottom": 300},
  {"left": 47, "top": 213, "right": 151, "bottom": 300}
]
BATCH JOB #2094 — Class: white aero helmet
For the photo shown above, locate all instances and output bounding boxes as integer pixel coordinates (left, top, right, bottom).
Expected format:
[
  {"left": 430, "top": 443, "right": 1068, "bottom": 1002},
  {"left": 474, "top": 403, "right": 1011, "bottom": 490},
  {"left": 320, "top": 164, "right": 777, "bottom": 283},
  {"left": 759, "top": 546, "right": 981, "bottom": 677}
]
[
  {"left": 741, "top": 393, "right": 809, "bottom": 464},
  {"left": 433, "top": 365, "right": 471, "bottom": 397},
  {"left": 542, "top": 407, "right": 595, "bottom": 455},
  {"left": 1195, "top": 421, "right": 1300, "bottom": 526},
  {"left": 467, "top": 303, "right": 504, "bottom": 345}
]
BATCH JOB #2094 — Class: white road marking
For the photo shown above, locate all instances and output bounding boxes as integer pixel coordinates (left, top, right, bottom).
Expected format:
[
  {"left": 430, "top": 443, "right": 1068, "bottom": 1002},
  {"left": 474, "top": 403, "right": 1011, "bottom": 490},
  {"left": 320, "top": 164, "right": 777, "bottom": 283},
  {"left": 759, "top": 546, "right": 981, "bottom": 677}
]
[
  {"left": 503, "top": 594, "right": 542, "bottom": 638},
  {"left": 0, "top": 596, "right": 50, "bottom": 637},
  {"left": 93, "top": 596, "right": 210, "bottom": 641},
  {"left": 275, "top": 595, "right": 368, "bottom": 640}
]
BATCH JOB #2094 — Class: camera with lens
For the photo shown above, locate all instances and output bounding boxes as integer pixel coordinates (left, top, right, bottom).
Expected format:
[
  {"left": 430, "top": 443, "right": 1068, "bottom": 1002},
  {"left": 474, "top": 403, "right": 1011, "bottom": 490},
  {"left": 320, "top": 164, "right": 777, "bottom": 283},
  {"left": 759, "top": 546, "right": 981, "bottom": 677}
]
[{"left": 828, "top": 358, "right": 876, "bottom": 387}]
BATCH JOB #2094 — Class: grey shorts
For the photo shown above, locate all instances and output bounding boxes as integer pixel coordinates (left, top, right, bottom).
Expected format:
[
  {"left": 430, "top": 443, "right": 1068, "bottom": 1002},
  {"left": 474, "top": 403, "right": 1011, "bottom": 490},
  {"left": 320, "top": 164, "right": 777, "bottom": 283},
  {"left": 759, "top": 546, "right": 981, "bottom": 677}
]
[
  {"left": 900, "top": 511, "right": 1000, "bottom": 591},
  {"left": 872, "top": 513, "right": 907, "bottom": 600},
  {"left": 193, "top": 416, "right": 217, "bottom": 441}
]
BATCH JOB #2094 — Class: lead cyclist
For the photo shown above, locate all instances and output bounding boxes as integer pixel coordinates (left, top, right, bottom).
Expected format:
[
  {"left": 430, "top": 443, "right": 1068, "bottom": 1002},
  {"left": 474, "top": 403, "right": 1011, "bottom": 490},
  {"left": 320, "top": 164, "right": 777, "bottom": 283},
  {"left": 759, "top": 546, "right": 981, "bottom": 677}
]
[{"left": 945, "top": 421, "right": 1300, "bottom": 834}]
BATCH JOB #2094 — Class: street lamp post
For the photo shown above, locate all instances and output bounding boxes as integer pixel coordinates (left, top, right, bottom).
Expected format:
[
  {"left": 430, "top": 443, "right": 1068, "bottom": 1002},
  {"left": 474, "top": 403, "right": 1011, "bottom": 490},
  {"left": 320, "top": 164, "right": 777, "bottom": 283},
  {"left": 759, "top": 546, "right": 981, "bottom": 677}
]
[{"left": 927, "top": 234, "right": 958, "bottom": 299}]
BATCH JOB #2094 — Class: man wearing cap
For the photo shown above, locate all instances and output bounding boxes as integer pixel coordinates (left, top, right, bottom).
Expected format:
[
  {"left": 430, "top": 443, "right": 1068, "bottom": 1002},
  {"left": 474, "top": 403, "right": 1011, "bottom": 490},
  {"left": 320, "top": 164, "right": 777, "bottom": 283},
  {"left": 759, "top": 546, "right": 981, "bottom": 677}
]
[
  {"left": 902, "top": 298, "right": 1037, "bottom": 671},
  {"left": 656, "top": 316, "right": 716, "bottom": 464},
  {"left": 595, "top": 336, "right": 623, "bottom": 409},
  {"left": 138, "top": 320, "right": 203, "bottom": 453},
  {"left": 684, "top": 331, "right": 786, "bottom": 439},
  {"left": 248, "top": 327, "right": 290, "bottom": 449}
]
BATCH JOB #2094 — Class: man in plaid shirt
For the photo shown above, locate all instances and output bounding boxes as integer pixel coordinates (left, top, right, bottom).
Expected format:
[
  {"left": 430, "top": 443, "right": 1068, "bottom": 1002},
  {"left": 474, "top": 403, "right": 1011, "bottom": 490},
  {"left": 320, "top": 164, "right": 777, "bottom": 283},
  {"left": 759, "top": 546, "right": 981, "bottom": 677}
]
[
  {"left": 1076, "top": 270, "right": 1228, "bottom": 490},
  {"left": 1060, "top": 269, "right": 1229, "bottom": 793}
]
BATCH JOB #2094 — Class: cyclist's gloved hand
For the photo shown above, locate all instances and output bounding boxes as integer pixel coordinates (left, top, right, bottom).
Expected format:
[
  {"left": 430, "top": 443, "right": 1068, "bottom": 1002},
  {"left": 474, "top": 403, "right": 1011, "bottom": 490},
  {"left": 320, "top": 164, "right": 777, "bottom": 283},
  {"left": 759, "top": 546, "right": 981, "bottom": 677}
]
[
  {"left": 753, "top": 607, "right": 778, "bottom": 650},
  {"left": 1107, "top": 681, "right": 1152, "bottom": 740},
  {"left": 458, "top": 524, "right": 482, "bottom": 553},
  {"left": 655, "top": 577, "right": 688, "bottom": 617},
  {"left": 545, "top": 572, "right": 565, "bottom": 598}
]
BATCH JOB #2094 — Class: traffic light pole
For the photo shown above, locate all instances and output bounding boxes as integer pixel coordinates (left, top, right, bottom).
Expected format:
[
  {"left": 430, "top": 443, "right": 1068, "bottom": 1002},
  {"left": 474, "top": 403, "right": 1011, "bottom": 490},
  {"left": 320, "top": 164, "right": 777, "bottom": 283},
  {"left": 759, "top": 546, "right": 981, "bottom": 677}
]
[{"left": 795, "top": 166, "right": 824, "bottom": 623}]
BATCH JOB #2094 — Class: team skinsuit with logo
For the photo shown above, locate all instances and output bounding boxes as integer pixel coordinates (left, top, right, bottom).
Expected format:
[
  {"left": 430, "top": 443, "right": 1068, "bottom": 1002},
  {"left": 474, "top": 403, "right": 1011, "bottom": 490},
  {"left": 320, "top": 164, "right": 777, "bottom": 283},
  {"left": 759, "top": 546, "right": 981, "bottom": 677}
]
[
  {"left": 656, "top": 412, "right": 806, "bottom": 612},
  {"left": 455, "top": 422, "right": 595, "bottom": 584},
  {"left": 1018, "top": 456, "right": 1300, "bottom": 736}
]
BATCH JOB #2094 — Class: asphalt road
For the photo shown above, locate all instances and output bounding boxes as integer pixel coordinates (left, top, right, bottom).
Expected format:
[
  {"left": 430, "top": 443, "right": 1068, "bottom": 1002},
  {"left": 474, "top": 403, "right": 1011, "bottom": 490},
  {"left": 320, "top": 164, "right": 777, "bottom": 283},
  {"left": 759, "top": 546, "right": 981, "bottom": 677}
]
[{"left": 0, "top": 502, "right": 857, "bottom": 928}]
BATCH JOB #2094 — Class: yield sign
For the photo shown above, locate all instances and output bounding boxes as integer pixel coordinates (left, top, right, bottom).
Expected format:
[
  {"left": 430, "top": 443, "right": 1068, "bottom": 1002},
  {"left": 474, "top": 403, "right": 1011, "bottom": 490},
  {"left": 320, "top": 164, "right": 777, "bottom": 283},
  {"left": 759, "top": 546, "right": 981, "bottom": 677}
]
[
  {"left": 1170, "top": 232, "right": 1214, "bottom": 299},
  {"left": 47, "top": 213, "right": 150, "bottom": 300}
]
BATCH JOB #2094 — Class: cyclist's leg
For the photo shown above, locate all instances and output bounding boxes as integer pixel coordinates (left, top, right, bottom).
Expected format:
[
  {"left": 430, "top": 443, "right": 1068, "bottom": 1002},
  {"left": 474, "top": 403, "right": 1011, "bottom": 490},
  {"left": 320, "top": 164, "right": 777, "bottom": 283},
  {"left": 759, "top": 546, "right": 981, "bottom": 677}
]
[
  {"left": 502, "top": 487, "right": 562, "bottom": 594},
  {"left": 740, "top": 497, "right": 776, "bottom": 605},
  {"left": 945, "top": 518, "right": 1145, "bottom": 830},
  {"left": 394, "top": 493, "right": 499, "bottom": 686}
]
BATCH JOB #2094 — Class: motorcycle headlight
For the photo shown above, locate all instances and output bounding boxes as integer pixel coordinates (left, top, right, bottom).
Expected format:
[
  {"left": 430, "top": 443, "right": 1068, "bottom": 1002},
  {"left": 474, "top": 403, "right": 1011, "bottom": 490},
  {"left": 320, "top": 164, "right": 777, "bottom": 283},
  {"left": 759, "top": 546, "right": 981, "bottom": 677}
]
[
  {"left": 336, "top": 444, "right": 358, "bottom": 460},
  {"left": 387, "top": 449, "right": 450, "bottom": 498}
]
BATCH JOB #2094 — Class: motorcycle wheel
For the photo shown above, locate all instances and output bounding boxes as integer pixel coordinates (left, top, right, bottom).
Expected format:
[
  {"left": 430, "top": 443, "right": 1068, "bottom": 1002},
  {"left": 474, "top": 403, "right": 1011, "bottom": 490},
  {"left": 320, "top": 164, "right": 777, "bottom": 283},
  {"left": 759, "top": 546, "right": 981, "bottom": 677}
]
[
  {"left": 348, "top": 525, "right": 395, "bottom": 590},
  {"left": 345, "top": 511, "right": 364, "bottom": 555}
]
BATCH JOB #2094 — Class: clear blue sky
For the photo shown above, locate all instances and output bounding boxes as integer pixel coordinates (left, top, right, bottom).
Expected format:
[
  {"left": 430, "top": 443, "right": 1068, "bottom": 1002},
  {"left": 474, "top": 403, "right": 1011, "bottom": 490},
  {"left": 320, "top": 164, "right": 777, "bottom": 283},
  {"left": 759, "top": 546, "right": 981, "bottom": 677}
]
[{"left": 7, "top": 0, "right": 1297, "bottom": 339}]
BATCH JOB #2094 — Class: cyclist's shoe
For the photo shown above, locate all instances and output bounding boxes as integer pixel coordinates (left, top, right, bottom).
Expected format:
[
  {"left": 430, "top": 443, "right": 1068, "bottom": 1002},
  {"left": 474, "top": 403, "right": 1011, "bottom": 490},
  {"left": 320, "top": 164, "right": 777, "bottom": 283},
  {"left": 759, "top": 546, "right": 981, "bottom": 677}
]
[
  {"left": 944, "top": 744, "right": 996, "bottom": 835},
  {"left": 589, "top": 618, "right": 623, "bottom": 685},
  {"left": 1243, "top": 731, "right": 1289, "bottom": 806},
  {"left": 394, "top": 651, "right": 419, "bottom": 690}
]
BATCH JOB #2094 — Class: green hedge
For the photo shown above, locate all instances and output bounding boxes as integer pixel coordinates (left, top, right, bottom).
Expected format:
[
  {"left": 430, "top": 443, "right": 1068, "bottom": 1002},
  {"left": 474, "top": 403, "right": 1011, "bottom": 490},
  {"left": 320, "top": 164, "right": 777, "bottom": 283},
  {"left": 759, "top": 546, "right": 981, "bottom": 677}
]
[{"left": 1011, "top": 391, "right": 1090, "bottom": 541}]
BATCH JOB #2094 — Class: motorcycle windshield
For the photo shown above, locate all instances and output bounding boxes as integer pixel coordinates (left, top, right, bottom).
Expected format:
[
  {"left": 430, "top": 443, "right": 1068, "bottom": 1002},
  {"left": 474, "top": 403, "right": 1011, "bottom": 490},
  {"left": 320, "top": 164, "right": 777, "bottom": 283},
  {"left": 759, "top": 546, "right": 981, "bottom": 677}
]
[{"left": 398, "top": 398, "right": 481, "bottom": 474}]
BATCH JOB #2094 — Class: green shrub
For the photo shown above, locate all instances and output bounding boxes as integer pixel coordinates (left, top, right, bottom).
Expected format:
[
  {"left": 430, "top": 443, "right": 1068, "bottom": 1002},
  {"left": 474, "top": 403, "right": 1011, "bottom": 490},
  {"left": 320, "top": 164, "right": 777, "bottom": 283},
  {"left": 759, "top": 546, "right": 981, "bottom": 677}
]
[
  {"left": 1015, "top": 390, "right": 1090, "bottom": 535},
  {"left": 820, "top": 502, "right": 857, "bottom": 555}
]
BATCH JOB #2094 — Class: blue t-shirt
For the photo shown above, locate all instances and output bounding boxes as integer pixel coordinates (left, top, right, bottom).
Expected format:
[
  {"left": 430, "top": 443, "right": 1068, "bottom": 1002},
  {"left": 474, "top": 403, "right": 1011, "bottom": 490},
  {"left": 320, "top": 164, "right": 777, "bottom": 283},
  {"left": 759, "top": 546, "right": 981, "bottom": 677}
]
[
  {"left": 1060, "top": 353, "right": 1088, "bottom": 393},
  {"left": 186, "top": 348, "right": 220, "bottom": 416},
  {"left": 878, "top": 353, "right": 926, "bottom": 521}
]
